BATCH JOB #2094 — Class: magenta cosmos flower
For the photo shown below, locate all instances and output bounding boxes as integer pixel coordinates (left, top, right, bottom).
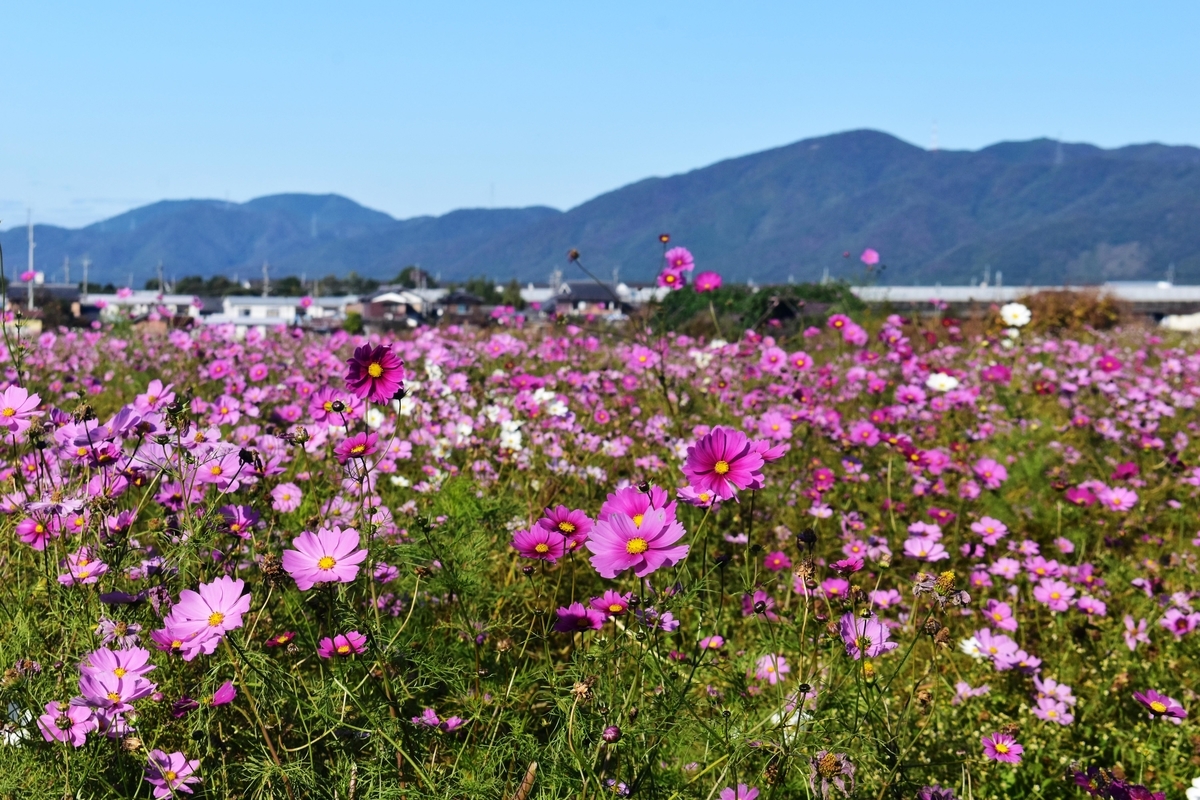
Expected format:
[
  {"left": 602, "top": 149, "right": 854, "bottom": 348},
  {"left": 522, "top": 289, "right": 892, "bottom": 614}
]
[
  {"left": 657, "top": 266, "right": 686, "bottom": 290},
  {"left": 0, "top": 385, "right": 41, "bottom": 434},
  {"left": 694, "top": 271, "right": 723, "bottom": 293},
  {"left": 145, "top": 749, "right": 201, "bottom": 798},
  {"left": 345, "top": 343, "right": 405, "bottom": 403},
  {"left": 536, "top": 505, "right": 593, "bottom": 550},
  {"left": 511, "top": 527, "right": 565, "bottom": 563},
  {"left": 554, "top": 602, "right": 606, "bottom": 632},
  {"left": 981, "top": 732, "right": 1023, "bottom": 763},
  {"left": 282, "top": 526, "right": 368, "bottom": 590},
  {"left": 334, "top": 431, "right": 379, "bottom": 464},
  {"left": 1133, "top": 689, "right": 1187, "bottom": 722},
  {"left": 161, "top": 576, "right": 252, "bottom": 661},
  {"left": 585, "top": 507, "right": 689, "bottom": 579},
  {"left": 664, "top": 246, "right": 695, "bottom": 272},
  {"left": 682, "top": 426, "right": 766, "bottom": 500},
  {"left": 318, "top": 631, "right": 368, "bottom": 658}
]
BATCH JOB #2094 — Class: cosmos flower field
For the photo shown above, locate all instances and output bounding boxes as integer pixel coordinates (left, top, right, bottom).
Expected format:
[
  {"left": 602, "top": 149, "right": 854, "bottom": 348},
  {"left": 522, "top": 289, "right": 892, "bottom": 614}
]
[{"left": 0, "top": 293, "right": 1197, "bottom": 800}]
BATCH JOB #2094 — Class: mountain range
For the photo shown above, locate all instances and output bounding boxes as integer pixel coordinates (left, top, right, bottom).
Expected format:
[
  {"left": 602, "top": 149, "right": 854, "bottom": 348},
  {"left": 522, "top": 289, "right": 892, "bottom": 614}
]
[{"left": 4, "top": 129, "right": 1200, "bottom": 288}]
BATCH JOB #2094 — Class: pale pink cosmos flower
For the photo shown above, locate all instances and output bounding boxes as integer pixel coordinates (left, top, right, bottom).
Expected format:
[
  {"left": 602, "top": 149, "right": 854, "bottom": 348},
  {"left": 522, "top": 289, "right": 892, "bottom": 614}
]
[
  {"left": 270, "top": 482, "right": 303, "bottom": 513},
  {"left": 161, "top": 577, "right": 253, "bottom": 661},
  {"left": 754, "top": 654, "right": 790, "bottom": 685},
  {"left": 282, "top": 526, "right": 369, "bottom": 590},
  {"left": 37, "top": 701, "right": 95, "bottom": 747},
  {"left": 1033, "top": 578, "right": 1075, "bottom": 612},
  {"left": 1123, "top": 615, "right": 1150, "bottom": 651},
  {"left": 1096, "top": 486, "right": 1137, "bottom": 512},
  {"left": 0, "top": 385, "right": 42, "bottom": 434}
]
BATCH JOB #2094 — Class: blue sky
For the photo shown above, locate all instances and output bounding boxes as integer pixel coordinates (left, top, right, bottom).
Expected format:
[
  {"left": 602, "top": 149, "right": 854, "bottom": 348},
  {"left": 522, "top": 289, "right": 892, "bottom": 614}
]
[{"left": 3, "top": 1, "right": 1197, "bottom": 228}]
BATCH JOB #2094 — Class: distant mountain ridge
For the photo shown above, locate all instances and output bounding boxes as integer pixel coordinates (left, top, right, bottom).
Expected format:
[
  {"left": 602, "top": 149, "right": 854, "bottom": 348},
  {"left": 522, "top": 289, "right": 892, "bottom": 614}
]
[{"left": 4, "top": 129, "right": 1200, "bottom": 287}]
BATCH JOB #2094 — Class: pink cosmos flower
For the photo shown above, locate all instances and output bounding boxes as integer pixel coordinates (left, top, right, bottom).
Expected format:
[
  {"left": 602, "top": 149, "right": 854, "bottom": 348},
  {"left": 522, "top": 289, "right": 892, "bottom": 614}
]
[
  {"left": 317, "top": 631, "right": 368, "bottom": 658},
  {"left": 79, "top": 646, "right": 156, "bottom": 681},
  {"left": 983, "top": 600, "right": 1018, "bottom": 632},
  {"left": 16, "top": 515, "right": 54, "bottom": 550},
  {"left": 694, "top": 271, "right": 722, "bottom": 292},
  {"left": 161, "top": 576, "right": 252, "bottom": 661},
  {"left": 554, "top": 602, "right": 606, "bottom": 632},
  {"left": 511, "top": 527, "right": 565, "bottom": 563},
  {"left": 1096, "top": 486, "right": 1137, "bottom": 512},
  {"left": 412, "top": 707, "right": 465, "bottom": 732},
  {"left": 757, "top": 411, "right": 792, "bottom": 441},
  {"left": 657, "top": 266, "right": 686, "bottom": 290},
  {"left": 754, "top": 653, "right": 790, "bottom": 685},
  {"left": 719, "top": 785, "right": 760, "bottom": 800},
  {"left": 682, "top": 426, "right": 766, "bottom": 500},
  {"left": 37, "top": 701, "right": 95, "bottom": 747},
  {"left": 144, "top": 749, "right": 201, "bottom": 798},
  {"left": 270, "top": 482, "right": 303, "bottom": 513},
  {"left": 282, "top": 526, "right": 369, "bottom": 590},
  {"left": 839, "top": 613, "right": 898, "bottom": 659},
  {"left": 1032, "top": 697, "right": 1073, "bottom": 725},
  {"left": 971, "top": 517, "right": 1008, "bottom": 546},
  {"left": 789, "top": 350, "right": 812, "bottom": 370},
  {"left": 973, "top": 458, "right": 1007, "bottom": 490},
  {"left": 1033, "top": 578, "right": 1075, "bottom": 612},
  {"left": 903, "top": 536, "right": 949, "bottom": 562},
  {"left": 57, "top": 547, "right": 108, "bottom": 586},
  {"left": 334, "top": 431, "right": 379, "bottom": 464},
  {"left": 860, "top": 248, "right": 880, "bottom": 265},
  {"left": 0, "top": 385, "right": 42, "bottom": 434},
  {"left": 536, "top": 505, "right": 593, "bottom": 551},
  {"left": 763, "top": 550, "right": 792, "bottom": 572},
  {"left": 345, "top": 343, "right": 405, "bottom": 403},
  {"left": 1123, "top": 616, "right": 1150, "bottom": 651},
  {"left": 848, "top": 421, "right": 879, "bottom": 446},
  {"left": 981, "top": 732, "right": 1023, "bottom": 763},
  {"left": 586, "top": 507, "right": 688, "bottom": 579},
  {"left": 699, "top": 635, "right": 725, "bottom": 650},
  {"left": 590, "top": 589, "right": 631, "bottom": 616},
  {"left": 78, "top": 671, "right": 157, "bottom": 714},
  {"left": 664, "top": 246, "right": 695, "bottom": 272}
]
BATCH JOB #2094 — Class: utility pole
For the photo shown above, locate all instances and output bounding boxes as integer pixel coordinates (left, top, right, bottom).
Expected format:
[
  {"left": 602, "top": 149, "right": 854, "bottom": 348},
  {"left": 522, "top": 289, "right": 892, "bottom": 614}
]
[
  {"left": 63, "top": 256, "right": 70, "bottom": 285},
  {"left": 27, "top": 210, "right": 35, "bottom": 311},
  {"left": 157, "top": 261, "right": 166, "bottom": 294},
  {"left": 261, "top": 261, "right": 270, "bottom": 297},
  {"left": 81, "top": 256, "right": 91, "bottom": 300}
]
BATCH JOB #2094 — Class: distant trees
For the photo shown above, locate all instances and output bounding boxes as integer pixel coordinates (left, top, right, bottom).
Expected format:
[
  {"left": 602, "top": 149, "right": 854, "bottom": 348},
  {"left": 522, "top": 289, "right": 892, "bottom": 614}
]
[{"left": 445, "top": 276, "right": 525, "bottom": 309}]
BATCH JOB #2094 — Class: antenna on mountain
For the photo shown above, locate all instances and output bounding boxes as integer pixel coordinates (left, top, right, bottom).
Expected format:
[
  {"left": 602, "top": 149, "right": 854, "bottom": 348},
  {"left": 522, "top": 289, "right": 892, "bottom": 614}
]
[
  {"left": 930, "top": 120, "right": 939, "bottom": 152},
  {"left": 261, "top": 262, "right": 270, "bottom": 297},
  {"left": 81, "top": 255, "right": 91, "bottom": 299},
  {"left": 995, "top": 270, "right": 1003, "bottom": 288}
]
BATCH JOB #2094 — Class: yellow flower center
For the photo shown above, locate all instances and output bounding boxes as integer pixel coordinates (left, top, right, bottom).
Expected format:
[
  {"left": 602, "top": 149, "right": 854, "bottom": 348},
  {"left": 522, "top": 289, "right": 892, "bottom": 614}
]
[
  {"left": 368, "top": 363, "right": 384, "bottom": 378},
  {"left": 1050, "top": 592, "right": 1060, "bottom": 600},
  {"left": 626, "top": 537, "right": 649, "bottom": 555},
  {"left": 351, "top": 444, "right": 366, "bottom": 454},
  {"left": 534, "top": 543, "right": 550, "bottom": 554},
  {"left": 164, "top": 771, "right": 177, "bottom": 781},
  {"left": 609, "top": 603, "right": 623, "bottom": 613},
  {"left": 230, "top": 523, "right": 241, "bottom": 532},
  {"left": 113, "top": 667, "right": 127, "bottom": 678},
  {"left": 631, "top": 514, "right": 644, "bottom": 528},
  {"left": 337, "top": 644, "right": 351, "bottom": 654},
  {"left": 558, "top": 521, "right": 576, "bottom": 534},
  {"left": 208, "top": 612, "right": 225, "bottom": 627},
  {"left": 107, "top": 692, "right": 121, "bottom": 702},
  {"left": 994, "top": 743, "right": 1009, "bottom": 754},
  {"left": 0, "top": 408, "right": 13, "bottom": 417},
  {"left": 78, "top": 570, "right": 90, "bottom": 580},
  {"left": 210, "top": 465, "right": 222, "bottom": 476},
  {"left": 713, "top": 460, "right": 730, "bottom": 475},
  {"left": 318, "top": 556, "right": 336, "bottom": 570},
  {"left": 1150, "top": 701, "right": 1167, "bottom": 713}
]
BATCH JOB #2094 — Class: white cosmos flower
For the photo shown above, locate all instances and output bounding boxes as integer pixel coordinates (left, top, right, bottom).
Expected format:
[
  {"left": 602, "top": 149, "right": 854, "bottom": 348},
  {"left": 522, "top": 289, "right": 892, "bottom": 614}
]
[
  {"left": 925, "top": 372, "right": 960, "bottom": 392},
  {"left": 389, "top": 474, "right": 411, "bottom": 488},
  {"left": 546, "top": 400, "right": 568, "bottom": 418},
  {"left": 999, "top": 302, "right": 1032, "bottom": 327},
  {"left": 1185, "top": 776, "right": 1200, "bottom": 800},
  {"left": 959, "top": 636, "right": 984, "bottom": 659},
  {"left": 365, "top": 408, "right": 386, "bottom": 429}
]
